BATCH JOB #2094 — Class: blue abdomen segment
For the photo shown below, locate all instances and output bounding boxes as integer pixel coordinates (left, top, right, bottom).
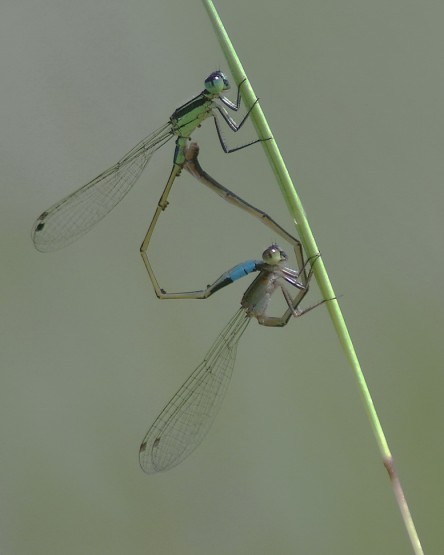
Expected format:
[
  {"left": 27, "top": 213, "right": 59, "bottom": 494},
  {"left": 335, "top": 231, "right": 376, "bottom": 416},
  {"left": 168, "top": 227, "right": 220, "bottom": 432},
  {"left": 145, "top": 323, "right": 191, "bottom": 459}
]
[
  {"left": 228, "top": 260, "right": 258, "bottom": 282},
  {"left": 209, "top": 259, "right": 260, "bottom": 295}
]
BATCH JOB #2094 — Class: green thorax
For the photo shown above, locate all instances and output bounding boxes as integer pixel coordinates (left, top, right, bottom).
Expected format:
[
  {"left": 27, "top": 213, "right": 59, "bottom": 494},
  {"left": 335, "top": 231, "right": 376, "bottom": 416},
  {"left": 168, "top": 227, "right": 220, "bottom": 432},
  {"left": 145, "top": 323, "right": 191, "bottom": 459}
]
[{"left": 170, "top": 91, "right": 216, "bottom": 139}]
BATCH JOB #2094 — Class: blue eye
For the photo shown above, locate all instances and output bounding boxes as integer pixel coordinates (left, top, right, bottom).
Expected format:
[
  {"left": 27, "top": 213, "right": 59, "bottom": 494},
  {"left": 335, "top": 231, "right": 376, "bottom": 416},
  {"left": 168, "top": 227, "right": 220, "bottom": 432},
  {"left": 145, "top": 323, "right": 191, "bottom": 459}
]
[{"left": 204, "top": 71, "right": 230, "bottom": 94}]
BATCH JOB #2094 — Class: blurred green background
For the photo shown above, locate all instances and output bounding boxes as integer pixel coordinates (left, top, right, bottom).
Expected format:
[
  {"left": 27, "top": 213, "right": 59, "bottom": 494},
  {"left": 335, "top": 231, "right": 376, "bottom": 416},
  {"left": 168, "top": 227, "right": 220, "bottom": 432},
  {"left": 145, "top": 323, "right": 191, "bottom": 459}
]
[{"left": 1, "top": 1, "right": 443, "bottom": 553}]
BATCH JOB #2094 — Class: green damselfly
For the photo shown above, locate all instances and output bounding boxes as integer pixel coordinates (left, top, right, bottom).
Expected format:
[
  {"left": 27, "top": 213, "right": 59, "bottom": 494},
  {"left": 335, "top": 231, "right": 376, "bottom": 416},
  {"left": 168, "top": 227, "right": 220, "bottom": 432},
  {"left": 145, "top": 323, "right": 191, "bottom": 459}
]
[{"left": 32, "top": 71, "right": 262, "bottom": 254}]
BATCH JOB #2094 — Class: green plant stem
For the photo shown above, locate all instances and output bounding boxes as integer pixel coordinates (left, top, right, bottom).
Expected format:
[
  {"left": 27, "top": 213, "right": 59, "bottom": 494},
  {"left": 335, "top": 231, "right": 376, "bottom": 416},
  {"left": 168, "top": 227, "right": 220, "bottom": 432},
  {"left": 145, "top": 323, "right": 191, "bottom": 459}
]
[{"left": 201, "top": 1, "right": 424, "bottom": 554}]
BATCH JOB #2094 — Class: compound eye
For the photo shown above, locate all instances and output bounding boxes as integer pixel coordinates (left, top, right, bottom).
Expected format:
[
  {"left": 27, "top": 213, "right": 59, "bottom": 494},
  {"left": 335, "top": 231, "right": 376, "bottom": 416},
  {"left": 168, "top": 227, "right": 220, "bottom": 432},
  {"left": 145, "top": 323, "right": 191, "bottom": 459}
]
[
  {"left": 204, "top": 71, "right": 230, "bottom": 94},
  {"left": 262, "top": 244, "right": 283, "bottom": 265}
]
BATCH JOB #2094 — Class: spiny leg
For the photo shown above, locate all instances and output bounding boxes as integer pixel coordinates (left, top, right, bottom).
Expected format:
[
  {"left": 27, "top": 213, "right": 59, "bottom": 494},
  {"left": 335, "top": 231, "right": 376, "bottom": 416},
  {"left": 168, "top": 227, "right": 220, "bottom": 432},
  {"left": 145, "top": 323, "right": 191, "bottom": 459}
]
[
  {"left": 263, "top": 255, "right": 325, "bottom": 327},
  {"left": 218, "top": 78, "right": 246, "bottom": 111},
  {"left": 213, "top": 100, "right": 267, "bottom": 153},
  {"left": 215, "top": 98, "right": 259, "bottom": 132},
  {"left": 258, "top": 292, "right": 329, "bottom": 327},
  {"left": 215, "top": 76, "right": 271, "bottom": 152}
]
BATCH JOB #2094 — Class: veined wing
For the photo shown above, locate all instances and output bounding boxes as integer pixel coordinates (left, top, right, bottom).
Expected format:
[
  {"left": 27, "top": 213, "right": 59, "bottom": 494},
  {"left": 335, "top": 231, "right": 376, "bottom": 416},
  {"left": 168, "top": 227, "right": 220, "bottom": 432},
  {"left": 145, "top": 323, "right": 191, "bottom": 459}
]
[
  {"left": 139, "top": 309, "right": 250, "bottom": 473},
  {"left": 32, "top": 122, "right": 173, "bottom": 252}
]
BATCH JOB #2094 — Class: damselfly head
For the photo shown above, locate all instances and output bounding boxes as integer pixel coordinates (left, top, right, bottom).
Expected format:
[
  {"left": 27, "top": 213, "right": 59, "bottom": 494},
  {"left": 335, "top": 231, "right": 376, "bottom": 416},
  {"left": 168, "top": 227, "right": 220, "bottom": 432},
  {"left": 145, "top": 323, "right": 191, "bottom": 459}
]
[
  {"left": 204, "top": 71, "right": 230, "bottom": 94},
  {"left": 262, "top": 244, "right": 287, "bottom": 265}
]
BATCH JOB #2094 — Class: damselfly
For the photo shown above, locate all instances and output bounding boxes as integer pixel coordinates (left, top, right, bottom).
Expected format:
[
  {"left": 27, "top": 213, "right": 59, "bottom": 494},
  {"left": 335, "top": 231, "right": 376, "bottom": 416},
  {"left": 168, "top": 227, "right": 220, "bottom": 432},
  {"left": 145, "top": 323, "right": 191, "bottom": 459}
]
[
  {"left": 32, "top": 71, "right": 263, "bottom": 253},
  {"left": 139, "top": 244, "right": 325, "bottom": 473}
]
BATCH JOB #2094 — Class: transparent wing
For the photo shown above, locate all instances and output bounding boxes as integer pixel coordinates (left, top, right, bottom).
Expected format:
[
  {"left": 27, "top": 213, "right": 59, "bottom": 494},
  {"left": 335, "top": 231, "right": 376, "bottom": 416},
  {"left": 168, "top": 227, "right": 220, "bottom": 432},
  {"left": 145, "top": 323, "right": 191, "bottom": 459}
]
[
  {"left": 139, "top": 309, "right": 250, "bottom": 473},
  {"left": 32, "top": 122, "right": 173, "bottom": 252}
]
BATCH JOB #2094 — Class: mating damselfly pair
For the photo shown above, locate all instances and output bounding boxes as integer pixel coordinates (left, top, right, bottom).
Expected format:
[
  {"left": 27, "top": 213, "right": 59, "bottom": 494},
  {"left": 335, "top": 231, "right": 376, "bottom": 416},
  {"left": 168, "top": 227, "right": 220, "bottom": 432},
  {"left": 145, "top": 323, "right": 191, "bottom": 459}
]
[{"left": 32, "top": 72, "right": 327, "bottom": 473}]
